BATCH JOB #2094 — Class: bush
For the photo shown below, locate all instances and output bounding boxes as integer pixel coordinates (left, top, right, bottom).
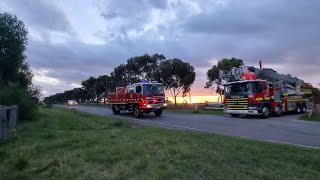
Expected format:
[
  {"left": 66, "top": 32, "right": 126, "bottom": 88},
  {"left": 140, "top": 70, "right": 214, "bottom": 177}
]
[
  {"left": 38, "top": 101, "right": 52, "bottom": 108},
  {"left": 192, "top": 110, "right": 201, "bottom": 114},
  {"left": 0, "top": 87, "right": 38, "bottom": 121},
  {"left": 44, "top": 103, "right": 52, "bottom": 108}
]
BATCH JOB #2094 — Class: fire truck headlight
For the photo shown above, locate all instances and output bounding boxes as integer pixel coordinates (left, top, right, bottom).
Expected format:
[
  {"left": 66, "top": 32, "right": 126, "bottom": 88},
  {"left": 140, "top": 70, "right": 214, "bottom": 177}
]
[
  {"left": 164, "top": 103, "right": 168, "bottom": 107},
  {"left": 146, "top": 105, "right": 152, "bottom": 108}
]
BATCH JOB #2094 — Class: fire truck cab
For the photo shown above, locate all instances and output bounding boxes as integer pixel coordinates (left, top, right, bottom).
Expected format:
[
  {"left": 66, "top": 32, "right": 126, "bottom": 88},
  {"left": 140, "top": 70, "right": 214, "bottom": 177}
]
[{"left": 107, "top": 81, "right": 167, "bottom": 118}]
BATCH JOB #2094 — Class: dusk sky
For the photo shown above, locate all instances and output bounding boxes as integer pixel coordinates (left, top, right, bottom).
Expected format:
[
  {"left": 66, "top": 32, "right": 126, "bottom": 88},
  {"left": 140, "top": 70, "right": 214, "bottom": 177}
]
[{"left": 1, "top": 0, "right": 320, "bottom": 97}]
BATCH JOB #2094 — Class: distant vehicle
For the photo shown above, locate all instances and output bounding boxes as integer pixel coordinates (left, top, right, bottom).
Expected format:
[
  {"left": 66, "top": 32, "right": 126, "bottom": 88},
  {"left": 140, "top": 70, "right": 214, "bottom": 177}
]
[{"left": 67, "top": 100, "right": 78, "bottom": 106}]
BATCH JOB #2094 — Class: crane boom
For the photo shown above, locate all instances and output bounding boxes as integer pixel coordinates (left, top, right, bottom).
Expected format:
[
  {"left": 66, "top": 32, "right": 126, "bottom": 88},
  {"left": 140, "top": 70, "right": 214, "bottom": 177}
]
[
  {"left": 253, "top": 68, "right": 302, "bottom": 85},
  {"left": 219, "top": 65, "right": 303, "bottom": 85}
]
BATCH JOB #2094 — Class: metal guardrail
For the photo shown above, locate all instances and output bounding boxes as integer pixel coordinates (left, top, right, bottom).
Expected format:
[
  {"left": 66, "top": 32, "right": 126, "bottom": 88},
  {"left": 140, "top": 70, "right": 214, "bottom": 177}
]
[{"left": 0, "top": 105, "right": 18, "bottom": 140}]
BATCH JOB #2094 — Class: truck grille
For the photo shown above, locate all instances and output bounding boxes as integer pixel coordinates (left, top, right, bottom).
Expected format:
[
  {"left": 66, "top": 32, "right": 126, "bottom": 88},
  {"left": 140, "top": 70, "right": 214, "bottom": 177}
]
[
  {"left": 226, "top": 98, "right": 248, "bottom": 110},
  {"left": 146, "top": 96, "right": 164, "bottom": 104}
]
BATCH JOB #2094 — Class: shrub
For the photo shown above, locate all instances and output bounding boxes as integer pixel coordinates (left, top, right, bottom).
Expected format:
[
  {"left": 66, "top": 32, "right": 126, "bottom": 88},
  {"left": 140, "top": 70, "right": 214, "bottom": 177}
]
[
  {"left": 14, "top": 154, "right": 28, "bottom": 170},
  {"left": 44, "top": 103, "right": 53, "bottom": 108},
  {"left": 192, "top": 110, "right": 201, "bottom": 114},
  {"left": 0, "top": 87, "right": 38, "bottom": 121}
]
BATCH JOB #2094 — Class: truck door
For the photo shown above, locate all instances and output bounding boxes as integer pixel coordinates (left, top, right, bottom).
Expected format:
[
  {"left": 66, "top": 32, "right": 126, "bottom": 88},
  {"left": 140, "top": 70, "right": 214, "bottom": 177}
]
[
  {"left": 254, "top": 81, "right": 268, "bottom": 98},
  {"left": 135, "top": 85, "right": 142, "bottom": 102},
  {"left": 254, "top": 81, "right": 264, "bottom": 101}
]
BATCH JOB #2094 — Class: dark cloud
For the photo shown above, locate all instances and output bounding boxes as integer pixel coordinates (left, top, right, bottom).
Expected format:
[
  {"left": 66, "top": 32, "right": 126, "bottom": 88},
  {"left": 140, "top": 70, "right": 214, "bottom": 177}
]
[
  {"left": 26, "top": 39, "right": 129, "bottom": 84},
  {"left": 184, "top": 13, "right": 266, "bottom": 35},
  {"left": 100, "top": 12, "right": 117, "bottom": 19},
  {"left": 2, "top": 0, "right": 72, "bottom": 33},
  {"left": 181, "top": 0, "right": 320, "bottom": 66},
  {"left": 148, "top": 0, "right": 167, "bottom": 9},
  {"left": 2, "top": 0, "right": 320, "bottom": 96},
  {"left": 99, "top": 0, "right": 154, "bottom": 20}
]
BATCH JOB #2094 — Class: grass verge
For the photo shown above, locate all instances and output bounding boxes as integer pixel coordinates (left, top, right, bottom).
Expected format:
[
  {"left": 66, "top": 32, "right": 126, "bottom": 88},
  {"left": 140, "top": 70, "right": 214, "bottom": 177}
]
[
  {"left": 166, "top": 108, "right": 224, "bottom": 115},
  {"left": 1, "top": 108, "right": 320, "bottom": 179},
  {"left": 299, "top": 113, "right": 320, "bottom": 122}
]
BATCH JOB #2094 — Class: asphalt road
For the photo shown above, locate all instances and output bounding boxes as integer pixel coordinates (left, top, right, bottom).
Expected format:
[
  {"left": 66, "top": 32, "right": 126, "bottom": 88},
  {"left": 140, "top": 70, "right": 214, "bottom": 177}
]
[{"left": 57, "top": 105, "right": 320, "bottom": 148}]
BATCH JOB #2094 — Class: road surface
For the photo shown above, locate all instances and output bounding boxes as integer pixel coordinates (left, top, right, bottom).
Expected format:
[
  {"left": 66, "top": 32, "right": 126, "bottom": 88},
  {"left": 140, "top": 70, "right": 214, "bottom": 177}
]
[{"left": 57, "top": 105, "right": 320, "bottom": 148}]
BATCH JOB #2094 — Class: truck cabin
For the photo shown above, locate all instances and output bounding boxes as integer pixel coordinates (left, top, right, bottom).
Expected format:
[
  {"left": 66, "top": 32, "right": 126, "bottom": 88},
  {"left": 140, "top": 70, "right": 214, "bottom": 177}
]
[
  {"left": 224, "top": 80, "right": 268, "bottom": 98},
  {"left": 125, "top": 82, "right": 165, "bottom": 96}
]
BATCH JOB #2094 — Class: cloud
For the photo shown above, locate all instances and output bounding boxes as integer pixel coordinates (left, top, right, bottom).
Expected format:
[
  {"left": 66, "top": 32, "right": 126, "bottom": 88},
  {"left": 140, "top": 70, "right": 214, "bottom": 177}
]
[
  {"left": 1, "top": 0, "right": 73, "bottom": 33},
  {"left": 26, "top": 38, "right": 129, "bottom": 83},
  {"left": 2, "top": 0, "right": 320, "bottom": 96},
  {"left": 183, "top": 12, "right": 266, "bottom": 35},
  {"left": 180, "top": 1, "right": 320, "bottom": 66}
]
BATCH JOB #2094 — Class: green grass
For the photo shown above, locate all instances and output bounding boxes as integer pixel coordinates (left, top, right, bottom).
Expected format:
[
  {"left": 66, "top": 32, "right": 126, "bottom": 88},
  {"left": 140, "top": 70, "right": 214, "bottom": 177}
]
[
  {"left": 299, "top": 113, "right": 320, "bottom": 122},
  {"left": 1, "top": 108, "right": 320, "bottom": 179},
  {"left": 167, "top": 108, "right": 225, "bottom": 115}
]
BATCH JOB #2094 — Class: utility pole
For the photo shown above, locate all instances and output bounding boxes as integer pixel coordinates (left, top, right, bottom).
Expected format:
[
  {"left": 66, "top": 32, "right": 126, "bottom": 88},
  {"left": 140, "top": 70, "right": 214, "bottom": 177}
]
[
  {"left": 309, "top": 96, "right": 319, "bottom": 117},
  {"left": 189, "top": 91, "right": 191, "bottom": 106}
]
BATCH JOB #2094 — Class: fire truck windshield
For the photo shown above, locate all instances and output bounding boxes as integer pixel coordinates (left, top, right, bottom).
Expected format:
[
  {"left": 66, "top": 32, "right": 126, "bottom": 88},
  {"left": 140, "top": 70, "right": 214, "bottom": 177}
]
[
  {"left": 224, "top": 82, "right": 253, "bottom": 96},
  {"left": 142, "top": 84, "right": 164, "bottom": 95}
]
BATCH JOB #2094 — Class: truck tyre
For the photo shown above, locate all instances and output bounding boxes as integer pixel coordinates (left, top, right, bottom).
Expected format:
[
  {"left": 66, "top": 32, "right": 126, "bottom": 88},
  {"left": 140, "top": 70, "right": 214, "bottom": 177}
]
[
  {"left": 275, "top": 105, "right": 282, "bottom": 117},
  {"left": 296, "top": 104, "right": 302, "bottom": 114},
  {"left": 261, "top": 105, "right": 270, "bottom": 118},
  {"left": 231, "top": 114, "right": 240, "bottom": 118},
  {"left": 154, "top": 109, "right": 163, "bottom": 117},
  {"left": 301, "top": 104, "right": 307, "bottom": 113},
  {"left": 133, "top": 106, "right": 142, "bottom": 118},
  {"left": 112, "top": 105, "right": 120, "bottom": 114}
]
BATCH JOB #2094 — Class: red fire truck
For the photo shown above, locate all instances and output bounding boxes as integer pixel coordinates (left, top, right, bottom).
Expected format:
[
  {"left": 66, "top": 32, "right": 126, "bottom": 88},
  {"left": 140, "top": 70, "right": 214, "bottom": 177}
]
[
  {"left": 107, "top": 81, "right": 167, "bottom": 118},
  {"left": 220, "top": 65, "right": 312, "bottom": 118}
]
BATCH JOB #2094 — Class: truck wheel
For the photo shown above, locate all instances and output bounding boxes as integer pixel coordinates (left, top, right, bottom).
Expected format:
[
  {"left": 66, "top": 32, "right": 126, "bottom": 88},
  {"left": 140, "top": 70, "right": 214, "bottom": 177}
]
[
  {"left": 261, "top": 105, "right": 270, "bottom": 118},
  {"left": 231, "top": 114, "right": 239, "bottom": 117},
  {"left": 296, "top": 104, "right": 302, "bottom": 114},
  {"left": 154, "top": 109, "right": 163, "bottom": 117},
  {"left": 112, "top": 105, "right": 120, "bottom": 114},
  {"left": 275, "top": 105, "right": 282, "bottom": 117},
  {"left": 133, "top": 106, "right": 142, "bottom": 118},
  {"left": 301, "top": 104, "right": 307, "bottom": 113}
]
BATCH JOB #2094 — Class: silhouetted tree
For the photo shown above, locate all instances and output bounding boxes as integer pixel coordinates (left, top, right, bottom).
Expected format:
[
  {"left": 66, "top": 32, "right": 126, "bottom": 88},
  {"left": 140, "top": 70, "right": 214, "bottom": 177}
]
[{"left": 205, "top": 58, "right": 244, "bottom": 102}]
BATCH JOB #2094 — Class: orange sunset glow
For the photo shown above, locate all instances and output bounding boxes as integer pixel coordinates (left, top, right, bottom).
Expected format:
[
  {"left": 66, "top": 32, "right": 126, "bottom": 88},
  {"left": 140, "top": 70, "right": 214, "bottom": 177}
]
[{"left": 167, "top": 95, "right": 220, "bottom": 104}]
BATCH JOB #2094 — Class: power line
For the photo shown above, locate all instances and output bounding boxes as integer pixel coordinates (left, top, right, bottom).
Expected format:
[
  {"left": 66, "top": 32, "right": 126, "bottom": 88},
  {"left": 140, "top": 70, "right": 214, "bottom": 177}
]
[
  {"left": 47, "top": 0, "right": 59, "bottom": 69},
  {"left": 69, "top": 0, "right": 78, "bottom": 21},
  {"left": 49, "top": 0, "right": 59, "bottom": 34}
]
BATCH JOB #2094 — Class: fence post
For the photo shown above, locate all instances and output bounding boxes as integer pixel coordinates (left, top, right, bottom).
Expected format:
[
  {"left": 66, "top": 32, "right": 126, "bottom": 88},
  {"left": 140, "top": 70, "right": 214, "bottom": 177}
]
[
  {"left": 0, "top": 106, "right": 8, "bottom": 140},
  {"left": 309, "top": 96, "right": 319, "bottom": 117},
  {"left": 10, "top": 105, "right": 18, "bottom": 129},
  {"left": 0, "top": 105, "right": 18, "bottom": 140}
]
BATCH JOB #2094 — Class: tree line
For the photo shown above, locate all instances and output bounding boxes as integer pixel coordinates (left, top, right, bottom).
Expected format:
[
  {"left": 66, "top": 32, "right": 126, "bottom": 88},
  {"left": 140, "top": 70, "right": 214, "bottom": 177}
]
[
  {"left": 44, "top": 51, "right": 320, "bottom": 106},
  {"left": 44, "top": 54, "right": 197, "bottom": 106}
]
